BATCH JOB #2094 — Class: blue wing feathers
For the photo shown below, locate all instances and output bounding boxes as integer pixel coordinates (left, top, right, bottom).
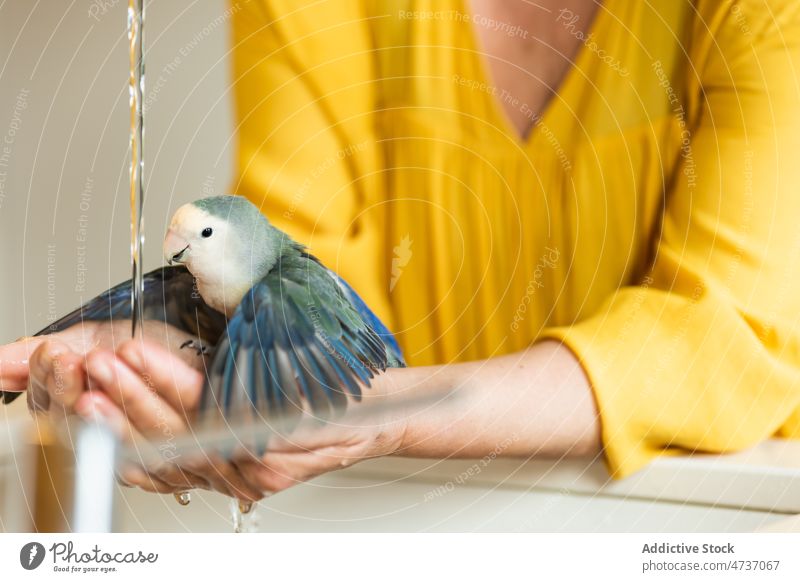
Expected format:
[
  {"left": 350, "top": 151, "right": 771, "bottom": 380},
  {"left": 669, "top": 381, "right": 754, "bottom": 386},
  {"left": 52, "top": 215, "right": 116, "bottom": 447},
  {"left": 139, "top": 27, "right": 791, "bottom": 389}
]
[
  {"left": 195, "top": 253, "right": 407, "bottom": 424},
  {"left": 332, "top": 274, "right": 405, "bottom": 367}
]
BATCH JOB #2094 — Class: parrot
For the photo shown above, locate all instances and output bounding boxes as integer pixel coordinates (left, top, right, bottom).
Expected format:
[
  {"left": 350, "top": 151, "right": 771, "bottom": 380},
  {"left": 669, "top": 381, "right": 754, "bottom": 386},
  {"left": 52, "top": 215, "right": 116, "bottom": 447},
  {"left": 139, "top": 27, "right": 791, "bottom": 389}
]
[{"left": 1, "top": 195, "right": 405, "bottom": 428}]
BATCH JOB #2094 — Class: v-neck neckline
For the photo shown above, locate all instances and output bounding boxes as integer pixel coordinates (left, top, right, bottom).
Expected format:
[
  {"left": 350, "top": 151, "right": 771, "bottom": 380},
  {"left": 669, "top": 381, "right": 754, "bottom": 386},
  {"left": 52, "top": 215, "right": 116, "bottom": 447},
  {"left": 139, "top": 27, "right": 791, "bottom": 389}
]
[{"left": 459, "top": 0, "right": 606, "bottom": 149}]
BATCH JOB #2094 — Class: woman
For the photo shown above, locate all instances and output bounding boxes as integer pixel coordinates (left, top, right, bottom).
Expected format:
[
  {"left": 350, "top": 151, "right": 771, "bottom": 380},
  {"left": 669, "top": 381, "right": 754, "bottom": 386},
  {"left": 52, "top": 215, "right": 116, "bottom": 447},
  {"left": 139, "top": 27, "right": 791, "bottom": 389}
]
[{"left": 6, "top": 0, "right": 800, "bottom": 502}]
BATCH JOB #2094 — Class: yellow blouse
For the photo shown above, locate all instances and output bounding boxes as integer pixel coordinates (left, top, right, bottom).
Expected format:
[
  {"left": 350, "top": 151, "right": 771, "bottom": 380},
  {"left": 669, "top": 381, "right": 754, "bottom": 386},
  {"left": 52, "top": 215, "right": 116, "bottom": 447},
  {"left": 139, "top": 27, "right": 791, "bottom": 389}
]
[{"left": 229, "top": 0, "right": 800, "bottom": 477}]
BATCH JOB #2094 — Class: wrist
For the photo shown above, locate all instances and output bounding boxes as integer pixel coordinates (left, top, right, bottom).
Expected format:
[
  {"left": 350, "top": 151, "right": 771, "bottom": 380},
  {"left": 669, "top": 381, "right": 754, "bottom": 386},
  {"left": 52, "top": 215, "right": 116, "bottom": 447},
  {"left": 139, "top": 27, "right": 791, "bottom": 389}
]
[{"left": 368, "top": 368, "right": 410, "bottom": 457}]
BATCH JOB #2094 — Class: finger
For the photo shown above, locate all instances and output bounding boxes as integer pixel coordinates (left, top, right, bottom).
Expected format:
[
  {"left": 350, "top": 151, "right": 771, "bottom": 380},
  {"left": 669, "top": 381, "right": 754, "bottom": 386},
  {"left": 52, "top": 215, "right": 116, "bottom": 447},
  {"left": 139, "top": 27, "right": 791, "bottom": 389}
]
[
  {"left": 174, "top": 454, "right": 239, "bottom": 499},
  {"left": 147, "top": 462, "right": 212, "bottom": 492},
  {"left": 26, "top": 384, "right": 50, "bottom": 415},
  {"left": 117, "top": 463, "right": 182, "bottom": 495},
  {"left": 180, "top": 453, "right": 265, "bottom": 502},
  {"left": 0, "top": 336, "right": 46, "bottom": 391},
  {"left": 27, "top": 340, "right": 66, "bottom": 413},
  {"left": 116, "top": 463, "right": 140, "bottom": 488},
  {"left": 235, "top": 458, "right": 299, "bottom": 494},
  {"left": 74, "top": 391, "right": 134, "bottom": 442},
  {"left": 47, "top": 350, "right": 85, "bottom": 409},
  {"left": 233, "top": 450, "right": 341, "bottom": 494},
  {"left": 183, "top": 461, "right": 236, "bottom": 499},
  {"left": 116, "top": 339, "right": 203, "bottom": 413},
  {"left": 117, "top": 463, "right": 212, "bottom": 492},
  {"left": 86, "top": 350, "right": 188, "bottom": 439},
  {"left": 29, "top": 346, "right": 86, "bottom": 417}
]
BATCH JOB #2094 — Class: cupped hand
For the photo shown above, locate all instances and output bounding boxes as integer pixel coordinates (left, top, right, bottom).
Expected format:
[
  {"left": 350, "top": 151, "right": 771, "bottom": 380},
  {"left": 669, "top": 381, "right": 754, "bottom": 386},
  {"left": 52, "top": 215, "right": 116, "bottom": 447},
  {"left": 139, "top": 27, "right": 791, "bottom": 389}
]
[
  {"left": 0, "top": 325, "right": 95, "bottom": 417},
  {"left": 83, "top": 338, "right": 407, "bottom": 502},
  {"left": 0, "top": 320, "right": 205, "bottom": 419},
  {"left": 1, "top": 322, "right": 407, "bottom": 502}
]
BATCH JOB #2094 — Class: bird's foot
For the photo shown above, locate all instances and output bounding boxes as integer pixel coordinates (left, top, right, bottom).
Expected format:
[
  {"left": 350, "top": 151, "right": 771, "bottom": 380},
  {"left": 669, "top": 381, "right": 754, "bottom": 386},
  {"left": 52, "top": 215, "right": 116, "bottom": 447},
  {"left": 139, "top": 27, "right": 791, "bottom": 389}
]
[{"left": 180, "top": 339, "right": 209, "bottom": 356}]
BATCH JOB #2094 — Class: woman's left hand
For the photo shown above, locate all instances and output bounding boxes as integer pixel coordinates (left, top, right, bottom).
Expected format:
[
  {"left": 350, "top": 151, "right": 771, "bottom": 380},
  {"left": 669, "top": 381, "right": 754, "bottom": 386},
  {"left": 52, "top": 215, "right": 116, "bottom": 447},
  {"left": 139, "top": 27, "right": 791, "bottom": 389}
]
[{"left": 81, "top": 339, "right": 406, "bottom": 502}]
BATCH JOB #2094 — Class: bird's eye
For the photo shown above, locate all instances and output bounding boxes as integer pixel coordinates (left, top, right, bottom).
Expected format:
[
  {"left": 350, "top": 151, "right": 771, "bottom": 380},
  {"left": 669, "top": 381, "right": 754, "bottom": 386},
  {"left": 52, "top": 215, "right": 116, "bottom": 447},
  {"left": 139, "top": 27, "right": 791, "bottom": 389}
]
[{"left": 201, "top": 227, "right": 213, "bottom": 238}]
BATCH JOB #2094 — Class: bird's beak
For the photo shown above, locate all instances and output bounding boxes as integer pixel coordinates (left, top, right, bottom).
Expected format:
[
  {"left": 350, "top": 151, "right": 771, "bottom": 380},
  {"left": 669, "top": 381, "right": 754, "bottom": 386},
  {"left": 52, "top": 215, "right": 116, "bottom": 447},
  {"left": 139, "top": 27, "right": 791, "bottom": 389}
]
[{"left": 164, "top": 229, "right": 190, "bottom": 265}]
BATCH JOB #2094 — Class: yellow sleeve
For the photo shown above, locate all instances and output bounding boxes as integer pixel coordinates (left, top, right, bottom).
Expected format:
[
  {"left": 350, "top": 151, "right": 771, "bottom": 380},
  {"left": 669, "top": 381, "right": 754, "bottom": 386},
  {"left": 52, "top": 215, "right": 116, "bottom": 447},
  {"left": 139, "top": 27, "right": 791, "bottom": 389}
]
[
  {"left": 228, "top": 0, "right": 392, "bottom": 323},
  {"left": 541, "top": 0, "right": 800, "bottom": 478}
]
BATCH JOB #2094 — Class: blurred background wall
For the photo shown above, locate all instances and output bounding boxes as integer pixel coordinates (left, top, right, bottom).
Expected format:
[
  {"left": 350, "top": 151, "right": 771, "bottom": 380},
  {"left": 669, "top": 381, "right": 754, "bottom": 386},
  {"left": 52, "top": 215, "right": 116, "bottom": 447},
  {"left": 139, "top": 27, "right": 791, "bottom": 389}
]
[
  {"left": 0, "top": 0, "right": 235, "bottom": 346},
  {"left": 0, "top": 0, "right": 237, "bottom": 530}
]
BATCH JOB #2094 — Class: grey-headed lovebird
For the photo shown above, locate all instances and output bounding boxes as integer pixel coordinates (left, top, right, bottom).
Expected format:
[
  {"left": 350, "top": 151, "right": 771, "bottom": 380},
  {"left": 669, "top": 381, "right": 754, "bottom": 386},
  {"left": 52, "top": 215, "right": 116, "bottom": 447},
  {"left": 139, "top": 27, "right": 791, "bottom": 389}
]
[{"left": 1, "top": 195, "right": 405, "bottom": 425}]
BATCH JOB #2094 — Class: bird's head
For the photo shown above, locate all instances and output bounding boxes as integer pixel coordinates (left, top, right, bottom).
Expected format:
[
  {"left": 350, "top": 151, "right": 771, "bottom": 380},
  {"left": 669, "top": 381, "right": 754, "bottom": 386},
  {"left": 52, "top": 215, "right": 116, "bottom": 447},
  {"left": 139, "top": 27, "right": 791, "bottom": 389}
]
[{"left": 164, "top": 196, "right": 281, "bottom": 309}]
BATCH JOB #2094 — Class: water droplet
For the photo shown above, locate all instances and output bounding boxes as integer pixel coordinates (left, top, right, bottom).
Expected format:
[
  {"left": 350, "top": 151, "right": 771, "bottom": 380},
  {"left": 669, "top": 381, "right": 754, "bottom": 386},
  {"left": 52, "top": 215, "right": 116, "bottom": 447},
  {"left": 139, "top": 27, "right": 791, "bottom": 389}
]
[
  {"left": 174, "top": 491, "right": 192, "bottom": 506},
  {"left": 230, "top": 498, "right": 259, "bottom": 533}
]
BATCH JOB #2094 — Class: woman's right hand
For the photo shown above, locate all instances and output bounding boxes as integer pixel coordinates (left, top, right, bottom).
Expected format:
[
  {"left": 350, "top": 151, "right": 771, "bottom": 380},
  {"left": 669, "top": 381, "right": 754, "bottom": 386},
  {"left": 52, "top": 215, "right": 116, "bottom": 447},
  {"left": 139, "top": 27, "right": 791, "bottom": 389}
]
[
  {"left": 0, "top": 323, "right": 105, "bottom": 420},
  {"left": 0, "top": 320, "right": 204, "bottom": 420},
  {"left": 0, "top": 321, "right": 222, "bottom": 497}
]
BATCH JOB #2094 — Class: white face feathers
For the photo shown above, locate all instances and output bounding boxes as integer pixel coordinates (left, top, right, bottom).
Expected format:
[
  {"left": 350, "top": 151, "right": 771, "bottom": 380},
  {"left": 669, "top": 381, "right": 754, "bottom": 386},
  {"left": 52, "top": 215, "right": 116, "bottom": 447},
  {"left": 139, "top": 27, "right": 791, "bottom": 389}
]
[{"left": 163, "top": 199, "right": 277, "bottom": 315}]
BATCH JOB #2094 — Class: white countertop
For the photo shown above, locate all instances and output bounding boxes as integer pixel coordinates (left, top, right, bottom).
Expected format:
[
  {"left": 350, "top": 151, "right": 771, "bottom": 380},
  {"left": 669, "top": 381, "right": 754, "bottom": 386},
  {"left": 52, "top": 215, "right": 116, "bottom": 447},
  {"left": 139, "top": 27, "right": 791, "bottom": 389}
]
[
  {"left": 112, "top": 438, "right": 800, "bottom": 532},
  {"left": 2, "top": 404, "right": 798, "bottom": 531},
  {"left": 348, "top": 439, "right": 800, "bottom": 514}
]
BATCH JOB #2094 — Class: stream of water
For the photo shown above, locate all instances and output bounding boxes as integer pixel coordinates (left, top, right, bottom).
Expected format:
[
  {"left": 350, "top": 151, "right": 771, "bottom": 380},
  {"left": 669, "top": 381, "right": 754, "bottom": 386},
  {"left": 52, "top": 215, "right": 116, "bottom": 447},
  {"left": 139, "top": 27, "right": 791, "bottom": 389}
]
[
  {"left": 126, "top": 2, "right": 264, "bottom": 529},
  {"left": 128, "top": 0, "right": 145, "bottom": 339},
  {"left": 129, "top": 0, "right": 198, "bottom": 512}
]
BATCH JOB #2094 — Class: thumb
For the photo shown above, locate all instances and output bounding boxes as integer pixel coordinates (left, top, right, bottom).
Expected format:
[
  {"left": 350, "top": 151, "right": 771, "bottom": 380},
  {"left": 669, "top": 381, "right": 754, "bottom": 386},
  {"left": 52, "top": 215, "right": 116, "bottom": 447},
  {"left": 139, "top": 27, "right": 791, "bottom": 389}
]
[{"left": 0, "top": 336, "right": 46, "bottom": 392}]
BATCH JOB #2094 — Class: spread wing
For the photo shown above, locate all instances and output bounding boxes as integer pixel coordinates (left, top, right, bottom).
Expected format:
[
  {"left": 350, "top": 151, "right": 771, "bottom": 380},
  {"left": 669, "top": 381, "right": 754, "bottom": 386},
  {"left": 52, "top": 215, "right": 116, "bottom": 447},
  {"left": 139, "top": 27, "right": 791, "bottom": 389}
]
[
  {"left": 198, "top": 257, "right": 397, "bottom": 427},
  {"left": 333, "top": 274, "right": 405, "bottom": 367},
  {"left": 1, "top": 266, "right": 226, "bottom": 404}
]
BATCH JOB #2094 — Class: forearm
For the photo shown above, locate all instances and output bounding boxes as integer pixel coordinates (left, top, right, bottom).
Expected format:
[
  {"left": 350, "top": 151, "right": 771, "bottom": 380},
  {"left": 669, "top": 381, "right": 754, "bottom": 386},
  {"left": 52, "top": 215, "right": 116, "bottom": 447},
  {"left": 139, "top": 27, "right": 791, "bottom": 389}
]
[{"left": 379, "top": 340, "right": 602, "bottom": 460}]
